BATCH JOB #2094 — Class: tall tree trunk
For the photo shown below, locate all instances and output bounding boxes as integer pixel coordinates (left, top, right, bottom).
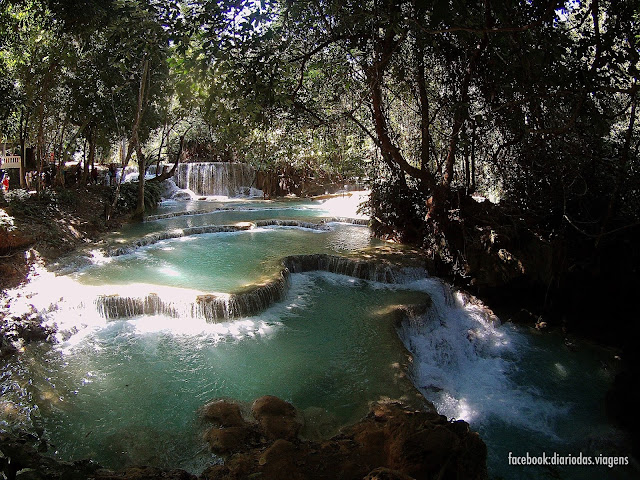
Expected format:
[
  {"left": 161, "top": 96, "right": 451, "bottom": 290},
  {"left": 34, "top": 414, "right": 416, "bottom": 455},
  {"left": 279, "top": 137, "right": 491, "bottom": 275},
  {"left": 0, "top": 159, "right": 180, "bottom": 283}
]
[
  {"left": 133, "top": 144, "right": 146, "bottom": 221},
  {"left": 88, "top": 126, "right": 96, "bottom": 182},
  {"left": 441, "top": 18, "right": 490, "bottom": 190},
  {"left": 54, "top": 115, "right": 69, "bottom": 187},
  {"left": 464, "top": 128, "right": 470, "bottom": 193},
  {"left": 36, "top": 102, "right": 46, "bottom": 192},
  {"left": 415, "top": 42, "right": 431, "bottom": 174},
  {"left": 471, "top": 120, "right": 477, "bottom": 193},
  {"left": 107, "top": 56, "right": 150, "bottom": 221},
  {"left": 149, "top": 129, "right": 190, "bottom": 183},
  {"left": 19, "top": 108, "right": 29, "bottom": 189},
  {"left": 432, "top": 0, "right": 492, "bottom": 220},
  {"left": 366, "top": 29, "right": 435, "bottom": 190}
]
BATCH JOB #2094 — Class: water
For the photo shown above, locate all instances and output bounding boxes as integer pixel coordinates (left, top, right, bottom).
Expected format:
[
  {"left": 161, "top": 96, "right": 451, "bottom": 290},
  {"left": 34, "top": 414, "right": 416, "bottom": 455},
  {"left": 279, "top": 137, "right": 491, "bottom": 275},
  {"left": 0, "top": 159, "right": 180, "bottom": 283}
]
[
  {"left": 174, "top": 162, "right": 256, "bottom": 197},
  {"left": 76, "top": 224, "right": 378, "bottom": 292},
  {"left": 1, "top": 192, "right": 634, "bottom": 479},
  {"left": 3, "top": 274, "right": 427, "bottom": 472},
  {"left": 397, "top": 278, "right": 631, "bottom": 480}
]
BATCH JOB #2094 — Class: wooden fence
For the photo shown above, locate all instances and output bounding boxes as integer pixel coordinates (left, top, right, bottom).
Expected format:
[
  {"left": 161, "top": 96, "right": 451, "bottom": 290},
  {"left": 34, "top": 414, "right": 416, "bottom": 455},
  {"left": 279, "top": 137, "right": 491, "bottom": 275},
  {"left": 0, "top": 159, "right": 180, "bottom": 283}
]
[{"left": 0, "top": 155, "right": 21, "bottom": 169}]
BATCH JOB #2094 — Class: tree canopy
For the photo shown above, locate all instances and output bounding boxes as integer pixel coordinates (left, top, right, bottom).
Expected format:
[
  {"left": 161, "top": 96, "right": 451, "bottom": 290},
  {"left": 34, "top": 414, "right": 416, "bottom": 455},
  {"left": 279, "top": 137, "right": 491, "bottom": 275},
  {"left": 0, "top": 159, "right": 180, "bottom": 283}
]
[{"left": 1, "top": 0, "right": 638, "bottom": 240}]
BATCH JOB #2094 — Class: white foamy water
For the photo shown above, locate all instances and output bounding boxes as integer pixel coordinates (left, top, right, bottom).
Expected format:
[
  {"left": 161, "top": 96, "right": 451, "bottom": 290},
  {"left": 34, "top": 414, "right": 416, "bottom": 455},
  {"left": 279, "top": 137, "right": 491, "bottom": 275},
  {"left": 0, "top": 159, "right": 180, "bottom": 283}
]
[
  {"left": 397, "top": 278, "right": 567, "bottom": 434},
  {"left": 394, "top": 277, "right": 629, "bottom": 479}
]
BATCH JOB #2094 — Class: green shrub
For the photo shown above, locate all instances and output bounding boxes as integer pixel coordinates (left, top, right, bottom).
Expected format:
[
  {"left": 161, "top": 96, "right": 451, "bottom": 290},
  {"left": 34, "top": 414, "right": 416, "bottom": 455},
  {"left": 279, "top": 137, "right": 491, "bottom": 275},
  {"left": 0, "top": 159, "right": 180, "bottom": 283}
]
[{"left": 110, "top": 181, "right": 164, "bottom": 214}]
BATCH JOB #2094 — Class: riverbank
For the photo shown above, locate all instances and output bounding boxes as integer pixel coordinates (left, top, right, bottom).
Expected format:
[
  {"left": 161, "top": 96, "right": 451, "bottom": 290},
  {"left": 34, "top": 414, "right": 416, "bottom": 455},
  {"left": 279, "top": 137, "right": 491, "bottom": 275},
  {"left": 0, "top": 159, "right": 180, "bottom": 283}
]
[
  {"left": 0, "top": 186, "right": 124, "bottom": 291},
  {"left": 1, "top": 396, "right": 487, "bottom": 480}
]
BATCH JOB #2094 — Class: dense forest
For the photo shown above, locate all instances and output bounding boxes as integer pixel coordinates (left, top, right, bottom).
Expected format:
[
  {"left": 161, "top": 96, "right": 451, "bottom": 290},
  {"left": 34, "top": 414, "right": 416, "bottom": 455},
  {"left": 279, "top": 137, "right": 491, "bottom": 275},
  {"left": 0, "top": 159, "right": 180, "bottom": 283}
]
[
  {"left": 3, "top": 0, "right": 639, "bottom": 331},
  {"left": 2, "top": 0, "right": 640, "bottom": 471}
]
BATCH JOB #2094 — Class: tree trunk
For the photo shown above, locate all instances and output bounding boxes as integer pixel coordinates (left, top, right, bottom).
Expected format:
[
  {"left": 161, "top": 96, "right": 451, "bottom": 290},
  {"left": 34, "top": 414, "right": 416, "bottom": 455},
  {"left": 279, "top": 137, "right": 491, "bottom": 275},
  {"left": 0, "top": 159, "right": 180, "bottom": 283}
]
[
  {"left": 133, "top": 144, "right": 146, "bottom": 220},
  {"left": 471, "top": 120, "right": 477, "bottom": 192},
  {"left": 36, "top": 102, "right": 46, "bottom": 192},
  {"left": 19, "top": 108, "right": 29, "bottom": 189},
  {"left": 148, "top": 131, "right": 189, "bottom": 183},
  {"left": 415, "top": 42, "right": 431, "bottom": 174},
  {"left": 596, "top": 84, "right": 637, "bottom": 247},
  {"left": 87, "top": 126, "right": 96, "bottom": 183},
  {"left": 107, "top": 56, "right": 150, "bottom": 221}
]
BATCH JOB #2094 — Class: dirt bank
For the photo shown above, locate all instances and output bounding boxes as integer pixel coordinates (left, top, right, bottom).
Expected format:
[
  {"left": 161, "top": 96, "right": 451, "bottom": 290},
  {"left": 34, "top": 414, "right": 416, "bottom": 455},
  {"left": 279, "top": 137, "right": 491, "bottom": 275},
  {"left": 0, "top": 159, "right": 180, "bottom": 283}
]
[{"left": 0, "top": 186, "right": 124, "bottom": 291}]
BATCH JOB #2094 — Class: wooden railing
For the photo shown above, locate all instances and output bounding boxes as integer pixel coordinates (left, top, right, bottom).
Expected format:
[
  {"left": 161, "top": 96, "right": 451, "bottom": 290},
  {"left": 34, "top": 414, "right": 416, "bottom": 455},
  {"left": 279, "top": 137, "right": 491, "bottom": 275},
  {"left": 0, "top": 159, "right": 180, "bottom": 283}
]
[{"left": 0, "top": 155, "right": 21, "bottom": 169}]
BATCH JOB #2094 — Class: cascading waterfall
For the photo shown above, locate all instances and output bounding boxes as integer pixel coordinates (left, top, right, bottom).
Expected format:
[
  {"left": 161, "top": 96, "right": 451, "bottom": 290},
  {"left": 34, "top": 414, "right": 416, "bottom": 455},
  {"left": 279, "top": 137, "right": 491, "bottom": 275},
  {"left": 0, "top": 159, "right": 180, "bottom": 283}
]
[
  {"left": 2, "top": 197, "right": 630, "bottom": 480},
  {"left": 282, "top": 253, "right": 411, "bottom": 283},
  {"left": 395, "top": 277, "right": 519, "bottom": 425},
  {"left": 106, "top": 224, "right": 254, "bottom": 257},
  {"left": 95, "top": 270, "right": 291, "bottom": 322},
  {"left": 91, "top": 255, "right": 425, "bottom": 322},
  {"left": 174, "top": 162, "right": 257, "bottom": 196},
  {"left": 392, "top": 277, "right": 626, "bottom": 479}
]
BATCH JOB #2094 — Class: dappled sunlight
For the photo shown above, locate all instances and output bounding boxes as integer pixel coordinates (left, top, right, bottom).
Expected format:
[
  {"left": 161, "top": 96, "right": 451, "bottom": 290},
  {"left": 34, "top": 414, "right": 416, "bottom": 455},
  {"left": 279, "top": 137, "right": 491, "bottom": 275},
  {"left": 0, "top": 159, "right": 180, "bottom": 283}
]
[
  {"left": 309, "top": 191, "right": 370, "bottom": 218},
  {"left": 0, "top": 208, "right": 16, "bottom": 230}
]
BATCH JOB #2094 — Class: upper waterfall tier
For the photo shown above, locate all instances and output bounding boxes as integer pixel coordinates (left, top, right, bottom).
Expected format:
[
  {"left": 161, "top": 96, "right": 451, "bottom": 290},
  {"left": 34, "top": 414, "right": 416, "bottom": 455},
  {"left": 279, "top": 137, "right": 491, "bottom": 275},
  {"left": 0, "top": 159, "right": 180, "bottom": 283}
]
[{"left": 174, "top": 162, "right": 256, "bottom": 196}]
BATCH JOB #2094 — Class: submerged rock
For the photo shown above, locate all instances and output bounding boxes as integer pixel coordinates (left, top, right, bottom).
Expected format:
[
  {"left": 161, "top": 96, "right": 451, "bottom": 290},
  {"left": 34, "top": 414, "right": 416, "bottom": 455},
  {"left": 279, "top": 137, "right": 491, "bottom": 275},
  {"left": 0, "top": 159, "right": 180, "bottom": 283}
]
[
  {"left": 202, "top": 400, "right": 247, "bottom": 428},
  {"left": 0, "top": 310, "right": 56, "bottom": 357}
]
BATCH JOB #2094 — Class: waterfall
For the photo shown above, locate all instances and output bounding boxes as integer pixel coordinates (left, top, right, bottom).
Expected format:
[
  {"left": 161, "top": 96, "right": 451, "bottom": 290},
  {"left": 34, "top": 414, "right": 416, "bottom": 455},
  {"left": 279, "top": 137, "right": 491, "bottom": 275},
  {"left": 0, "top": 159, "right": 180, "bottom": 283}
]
[
  {"left": 92, "top": 255, "right": 429, "bottom": 322},
  {"left": 106, "top": 224, "right": 254, "bottom": 257},
  {"left": 174, "top": 162, "right": 256, "bottom": 196},
  {"left": 194, "top": 269, "right": 290, "bottom": 321},
  {"left": 282, "top": 254, "right": 415, "bottom": 283},
  {"left": 395, "top": 277, "right": 567, "bottom": 434},
  {"left": 95, "top": 270, "right": 291, "bottom": 322},
  {"left": 253, "top": 219, "right": 330, "bottom": 231}
]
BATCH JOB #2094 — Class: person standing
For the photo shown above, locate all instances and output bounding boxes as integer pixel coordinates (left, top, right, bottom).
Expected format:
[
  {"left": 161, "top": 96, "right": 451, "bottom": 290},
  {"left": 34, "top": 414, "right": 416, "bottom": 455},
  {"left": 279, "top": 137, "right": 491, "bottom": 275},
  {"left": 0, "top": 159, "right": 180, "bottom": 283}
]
[{"left": 1, "top": 173, "right": 9, "bottom": 192}]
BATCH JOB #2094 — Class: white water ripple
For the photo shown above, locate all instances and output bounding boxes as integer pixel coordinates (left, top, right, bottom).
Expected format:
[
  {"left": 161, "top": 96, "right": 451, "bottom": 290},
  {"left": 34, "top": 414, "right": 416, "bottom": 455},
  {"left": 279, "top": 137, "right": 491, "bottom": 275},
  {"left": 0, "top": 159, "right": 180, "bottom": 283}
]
[{"left": 397, "top": 278, "right": 570, "bottom": 439}]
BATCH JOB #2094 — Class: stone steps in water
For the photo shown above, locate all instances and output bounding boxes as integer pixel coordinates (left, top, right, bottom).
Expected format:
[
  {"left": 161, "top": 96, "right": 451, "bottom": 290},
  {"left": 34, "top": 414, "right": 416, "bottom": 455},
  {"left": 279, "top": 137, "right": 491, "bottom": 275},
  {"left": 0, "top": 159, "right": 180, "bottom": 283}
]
[
  {"left": 95, "top": 253, "right": 429, "bottom": 322},
  {"left": 105, "top": 219, "right": 368, "bottom": 257}
]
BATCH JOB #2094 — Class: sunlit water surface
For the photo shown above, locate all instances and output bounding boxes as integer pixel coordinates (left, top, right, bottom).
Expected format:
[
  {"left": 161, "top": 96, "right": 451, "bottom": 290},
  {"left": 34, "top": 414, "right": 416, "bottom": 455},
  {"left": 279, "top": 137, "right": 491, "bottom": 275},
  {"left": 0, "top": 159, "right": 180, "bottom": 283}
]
[{"left": 1, "top": 194, "right": 634, "bottom": 479}]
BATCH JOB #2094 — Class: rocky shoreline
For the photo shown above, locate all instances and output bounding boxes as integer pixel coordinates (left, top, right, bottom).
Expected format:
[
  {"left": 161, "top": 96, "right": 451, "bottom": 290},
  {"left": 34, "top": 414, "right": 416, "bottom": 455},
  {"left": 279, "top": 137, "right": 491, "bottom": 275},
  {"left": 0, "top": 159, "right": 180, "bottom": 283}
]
[{"left": 1, "top": 396, "right": 487, "bottom": 480}]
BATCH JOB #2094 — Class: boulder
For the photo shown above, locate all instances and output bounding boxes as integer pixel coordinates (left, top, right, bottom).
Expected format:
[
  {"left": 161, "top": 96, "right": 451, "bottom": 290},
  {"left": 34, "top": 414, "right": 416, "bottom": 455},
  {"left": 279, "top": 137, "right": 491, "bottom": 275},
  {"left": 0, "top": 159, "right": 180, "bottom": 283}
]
[
  {"left": 202, "top": 400, "right": 247, "bottom": 428},
  {"left": 2, "top": 397, "right": 488, "bottom": 480},
  {"left": 203, "top": 426, "right": 255, "bottom": 454},
  {"left": 251, "top": 396, "right": 301, "bottom": 441},
  {"left": 258, "top": 439, "right": 305, "bottom": 479}
]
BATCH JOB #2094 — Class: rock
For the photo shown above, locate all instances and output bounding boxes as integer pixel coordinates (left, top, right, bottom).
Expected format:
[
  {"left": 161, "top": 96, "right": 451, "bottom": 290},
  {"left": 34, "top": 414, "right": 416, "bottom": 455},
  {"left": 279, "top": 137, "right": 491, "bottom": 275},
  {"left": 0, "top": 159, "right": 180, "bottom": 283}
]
[
  {"left": 0, "top": 230, "right": 34, "bottom": 251},
  {"left": 251, "top": 395, "right": 301, "bottom": 441},
  {"left": 342, "top": 402, "right": 487, "bottom": 480},
  {"left": 251, "top": 395, "right": 297, "bottom": 418},
  {"left": 363, "top": 467, "right": 415, "bottom": 480},
  {"left": 256, "top": 414, "right": 301, "bottom": 442},
  {"left": 202, "top": 400, "right": 247, "bottom": 427},
  {"left": 0, "top": 311, "right": 56, "bottom": 357},
  {"left": 2, "top": 397, "right": 488, "bottom": 480},
  {"left": 258, "top": 439, "right": 306, "bottom": 480},
  {"left": 203, "top": 426, "right": 256, "bottom": 454},
  {"left": 201, "top": 454, "right": 255, "bottom": 480}
]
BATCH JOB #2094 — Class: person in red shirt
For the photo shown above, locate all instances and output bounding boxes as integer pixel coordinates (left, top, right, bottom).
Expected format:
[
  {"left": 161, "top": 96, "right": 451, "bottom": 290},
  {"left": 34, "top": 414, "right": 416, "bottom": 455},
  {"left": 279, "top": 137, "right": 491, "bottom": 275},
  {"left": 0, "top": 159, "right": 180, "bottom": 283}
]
[{"left": 1, "top": 173, "right": 9, "bottom": 192}]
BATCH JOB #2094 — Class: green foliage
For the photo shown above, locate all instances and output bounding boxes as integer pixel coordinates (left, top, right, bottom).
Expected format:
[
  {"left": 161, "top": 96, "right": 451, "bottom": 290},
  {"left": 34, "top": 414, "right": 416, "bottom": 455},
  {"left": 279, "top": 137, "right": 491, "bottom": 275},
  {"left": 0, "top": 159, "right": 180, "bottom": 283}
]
[
  {"left": 110, "top": 181, "right": 163, "bottom": 214},
  {"left": 363, "top": 173, "right": 428, "bottom": 244},
  {"left": 3, "top": 0, "right": 638, "bottom": 244},
  {"left": 2, "top": 189, "right": 59, "bottom": 218}
]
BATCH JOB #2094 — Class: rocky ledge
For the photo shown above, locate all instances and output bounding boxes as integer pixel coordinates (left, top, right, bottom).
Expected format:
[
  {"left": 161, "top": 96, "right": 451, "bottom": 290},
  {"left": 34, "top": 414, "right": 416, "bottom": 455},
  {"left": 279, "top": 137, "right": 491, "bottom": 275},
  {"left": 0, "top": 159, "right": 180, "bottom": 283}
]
[{"left": 1, "top": 396, "right": 487, "bottom": 480}]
